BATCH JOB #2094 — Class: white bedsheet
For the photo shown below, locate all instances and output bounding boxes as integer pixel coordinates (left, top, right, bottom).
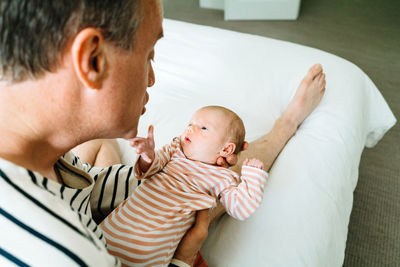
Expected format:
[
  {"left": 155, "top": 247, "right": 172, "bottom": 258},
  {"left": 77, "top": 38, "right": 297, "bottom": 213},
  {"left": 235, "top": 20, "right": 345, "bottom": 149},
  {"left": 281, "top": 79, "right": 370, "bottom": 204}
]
[{"left": 117, "top": 19, "right": 396, "bottom": 267}]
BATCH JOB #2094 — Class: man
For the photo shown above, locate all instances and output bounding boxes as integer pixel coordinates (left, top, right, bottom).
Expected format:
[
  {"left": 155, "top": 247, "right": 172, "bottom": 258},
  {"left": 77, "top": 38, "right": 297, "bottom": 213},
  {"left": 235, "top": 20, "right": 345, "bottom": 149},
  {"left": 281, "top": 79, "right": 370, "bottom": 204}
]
[{"left": 0, "top": 0, "right": 325, "bottom": 266}]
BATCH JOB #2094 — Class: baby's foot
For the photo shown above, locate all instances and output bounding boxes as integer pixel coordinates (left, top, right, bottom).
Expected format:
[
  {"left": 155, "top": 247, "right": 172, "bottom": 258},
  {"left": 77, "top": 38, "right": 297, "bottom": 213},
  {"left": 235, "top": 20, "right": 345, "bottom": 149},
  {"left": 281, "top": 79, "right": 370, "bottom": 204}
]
[{"left": 284, "top": 64, "right": 326, "bottom": 127}]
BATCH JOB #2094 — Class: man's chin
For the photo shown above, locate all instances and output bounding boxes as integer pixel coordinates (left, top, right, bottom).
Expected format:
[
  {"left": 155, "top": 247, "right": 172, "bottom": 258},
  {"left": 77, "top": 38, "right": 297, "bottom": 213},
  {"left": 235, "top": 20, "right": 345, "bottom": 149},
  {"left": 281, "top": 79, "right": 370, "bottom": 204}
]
[{"left": 122, "top": 128, "right": 138, "bottom": 140}]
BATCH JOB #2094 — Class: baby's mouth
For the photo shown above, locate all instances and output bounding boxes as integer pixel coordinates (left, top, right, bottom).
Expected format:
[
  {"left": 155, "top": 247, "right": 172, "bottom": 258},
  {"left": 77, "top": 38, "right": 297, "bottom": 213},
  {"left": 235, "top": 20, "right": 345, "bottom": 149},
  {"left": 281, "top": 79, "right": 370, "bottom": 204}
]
[{"left": 185, "top": 136, "right": 191, "bottom": 143}]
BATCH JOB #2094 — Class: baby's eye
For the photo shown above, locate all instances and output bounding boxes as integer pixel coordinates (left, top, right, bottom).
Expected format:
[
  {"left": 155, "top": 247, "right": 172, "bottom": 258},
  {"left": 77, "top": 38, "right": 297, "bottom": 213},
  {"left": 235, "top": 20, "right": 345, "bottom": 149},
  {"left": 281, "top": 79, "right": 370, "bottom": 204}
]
[{"left": 201, "top": 126, "right": 207, "bottom": 130}]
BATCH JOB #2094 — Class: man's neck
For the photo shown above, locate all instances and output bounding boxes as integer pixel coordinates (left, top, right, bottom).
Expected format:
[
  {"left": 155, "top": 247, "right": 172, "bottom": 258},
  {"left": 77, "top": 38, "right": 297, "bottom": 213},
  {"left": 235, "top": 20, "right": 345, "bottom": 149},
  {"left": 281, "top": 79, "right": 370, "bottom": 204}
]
[
  {"left": 0, "top": 77, "right": 81, "bottom": 183},
  {"left": 0, "top": 134, "right": 71, "bottom": 182}
]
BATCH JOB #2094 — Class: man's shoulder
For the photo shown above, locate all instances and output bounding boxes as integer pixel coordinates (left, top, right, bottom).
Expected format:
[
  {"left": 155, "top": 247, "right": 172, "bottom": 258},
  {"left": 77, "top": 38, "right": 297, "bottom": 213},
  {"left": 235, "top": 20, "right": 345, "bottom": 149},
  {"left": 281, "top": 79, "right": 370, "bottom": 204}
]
[{"left": 0, "top": 155, "right": 118, "bottom": 267}]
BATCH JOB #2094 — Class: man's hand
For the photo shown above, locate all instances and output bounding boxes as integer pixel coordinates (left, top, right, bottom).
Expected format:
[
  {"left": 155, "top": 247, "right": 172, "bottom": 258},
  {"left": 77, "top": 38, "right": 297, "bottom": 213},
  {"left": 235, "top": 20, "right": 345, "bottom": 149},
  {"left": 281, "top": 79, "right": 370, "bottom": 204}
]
[
  {"left": 173, "top": 209, "right": 209, "bottom": 266},
  {"left": 173, "top": 203, "right": 226, "bottom": 266},
  {"left": 129, "top": 125, "right": 155, "bottom": 172},
  {"left": 216, "top": 141, "right": 248, "bottom": 168}
]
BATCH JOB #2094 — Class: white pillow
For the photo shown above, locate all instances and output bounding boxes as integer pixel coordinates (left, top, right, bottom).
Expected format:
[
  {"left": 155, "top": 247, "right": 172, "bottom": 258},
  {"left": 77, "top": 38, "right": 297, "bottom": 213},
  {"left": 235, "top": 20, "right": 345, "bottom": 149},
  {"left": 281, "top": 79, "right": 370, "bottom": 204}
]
[{"left": 117, "top": 19, "right": 396, "bottom": 267}]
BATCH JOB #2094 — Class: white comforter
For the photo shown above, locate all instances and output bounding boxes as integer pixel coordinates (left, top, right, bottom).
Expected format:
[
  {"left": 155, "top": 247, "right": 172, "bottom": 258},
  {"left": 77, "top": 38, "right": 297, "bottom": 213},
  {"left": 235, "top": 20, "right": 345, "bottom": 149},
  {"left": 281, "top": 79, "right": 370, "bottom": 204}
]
[{"left": 117, "top": 19, "right": 396, "bottom": 267}]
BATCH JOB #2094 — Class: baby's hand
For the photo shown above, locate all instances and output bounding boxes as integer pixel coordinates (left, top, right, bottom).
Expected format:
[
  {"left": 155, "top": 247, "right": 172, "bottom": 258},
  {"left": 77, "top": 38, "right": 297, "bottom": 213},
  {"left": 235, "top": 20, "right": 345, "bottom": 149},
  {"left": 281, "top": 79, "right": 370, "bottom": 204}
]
[
  {"left": 243, "top": 158, "right": 264, "bottom": 170},
  {"left": 129, "top": 126, "right": 155, "bottom": 169}
]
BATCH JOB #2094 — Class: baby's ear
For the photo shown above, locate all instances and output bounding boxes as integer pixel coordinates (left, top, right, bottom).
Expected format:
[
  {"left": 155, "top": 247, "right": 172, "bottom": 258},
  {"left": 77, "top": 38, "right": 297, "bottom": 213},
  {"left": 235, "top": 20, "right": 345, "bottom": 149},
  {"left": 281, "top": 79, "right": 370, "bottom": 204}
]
[{"left": 219, "top": 142, "right": 236, "bottom": 157}]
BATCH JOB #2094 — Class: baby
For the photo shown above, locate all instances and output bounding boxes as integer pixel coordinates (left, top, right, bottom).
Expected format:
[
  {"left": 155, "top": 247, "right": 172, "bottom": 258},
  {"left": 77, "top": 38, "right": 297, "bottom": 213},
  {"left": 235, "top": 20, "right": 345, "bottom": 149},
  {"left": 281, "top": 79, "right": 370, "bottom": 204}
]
[{"left": 101, "top": 106, "right": 268, "bottom": 266}]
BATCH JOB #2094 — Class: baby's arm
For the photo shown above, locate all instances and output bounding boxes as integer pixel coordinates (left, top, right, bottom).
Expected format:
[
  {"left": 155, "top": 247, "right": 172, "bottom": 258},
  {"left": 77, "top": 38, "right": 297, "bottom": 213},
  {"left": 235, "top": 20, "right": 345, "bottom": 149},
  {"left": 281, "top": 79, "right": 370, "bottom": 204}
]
[
  {"left": 129, "top": 125, "right": 155, "bottom": 173},
  {"left": 218, "top": 158, "right": 268, "bottom": 220},
  {"left": 130, "top": 127, "right": 180, "bottom": 179}
]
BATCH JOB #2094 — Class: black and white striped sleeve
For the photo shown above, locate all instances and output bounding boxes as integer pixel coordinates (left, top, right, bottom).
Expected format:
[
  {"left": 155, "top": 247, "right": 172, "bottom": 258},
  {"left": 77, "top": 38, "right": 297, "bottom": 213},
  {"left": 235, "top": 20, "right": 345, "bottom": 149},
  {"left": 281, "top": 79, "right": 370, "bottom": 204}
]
[
  {"left": 65, "top": 151, "right": 139, "bottom": 222},
  {"left": 86, "top": 164, "right": 138, "bottom": 222}
]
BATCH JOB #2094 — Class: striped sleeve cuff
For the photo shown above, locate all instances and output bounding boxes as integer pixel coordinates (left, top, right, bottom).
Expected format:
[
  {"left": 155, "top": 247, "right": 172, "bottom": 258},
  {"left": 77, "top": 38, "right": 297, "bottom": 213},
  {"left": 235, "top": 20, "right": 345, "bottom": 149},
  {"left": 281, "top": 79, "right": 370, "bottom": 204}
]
[
  {"left": 241, "top": 165, "right": 269, "bottom": 181},
  {"left": 134, "top": 155, "right": 160, "bottom": 180}
]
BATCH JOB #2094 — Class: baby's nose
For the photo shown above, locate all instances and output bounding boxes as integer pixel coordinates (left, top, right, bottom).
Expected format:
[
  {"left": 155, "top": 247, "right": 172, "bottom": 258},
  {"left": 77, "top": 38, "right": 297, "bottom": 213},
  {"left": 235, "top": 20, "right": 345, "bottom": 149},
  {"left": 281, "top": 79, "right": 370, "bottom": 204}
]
[{"left": 186, "top": 126, "right": 194, "bottom": 133}]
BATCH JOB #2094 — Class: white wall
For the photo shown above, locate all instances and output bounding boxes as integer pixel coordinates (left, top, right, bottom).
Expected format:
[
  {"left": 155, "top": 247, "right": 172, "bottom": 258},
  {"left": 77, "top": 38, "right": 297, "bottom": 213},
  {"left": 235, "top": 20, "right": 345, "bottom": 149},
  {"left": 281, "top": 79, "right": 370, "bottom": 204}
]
[{"left": 200, "top": 0, "right": 301, "bottom": 20}]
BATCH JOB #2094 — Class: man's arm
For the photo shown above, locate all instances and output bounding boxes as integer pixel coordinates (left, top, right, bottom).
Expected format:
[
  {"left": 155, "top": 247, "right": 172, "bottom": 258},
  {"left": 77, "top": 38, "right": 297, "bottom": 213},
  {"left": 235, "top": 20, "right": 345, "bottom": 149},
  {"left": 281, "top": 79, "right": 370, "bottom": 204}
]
[{"left": 231, "top": 116, "right": 297, "bottom": 174}]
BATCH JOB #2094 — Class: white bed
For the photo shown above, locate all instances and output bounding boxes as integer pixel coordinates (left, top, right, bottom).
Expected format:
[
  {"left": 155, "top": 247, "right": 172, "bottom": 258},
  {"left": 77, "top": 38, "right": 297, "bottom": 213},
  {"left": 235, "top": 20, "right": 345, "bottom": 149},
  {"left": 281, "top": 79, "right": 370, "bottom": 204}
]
[{"left": 117, "top": 19, "right": 396, "bottom": 267}]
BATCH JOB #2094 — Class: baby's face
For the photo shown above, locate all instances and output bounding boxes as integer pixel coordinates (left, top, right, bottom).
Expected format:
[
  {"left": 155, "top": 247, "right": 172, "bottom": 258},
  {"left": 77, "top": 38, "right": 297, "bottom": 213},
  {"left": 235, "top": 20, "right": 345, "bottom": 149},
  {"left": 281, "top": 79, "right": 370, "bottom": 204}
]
[{"left": 180, "top": 108, "right": 229, "bottom": 164}]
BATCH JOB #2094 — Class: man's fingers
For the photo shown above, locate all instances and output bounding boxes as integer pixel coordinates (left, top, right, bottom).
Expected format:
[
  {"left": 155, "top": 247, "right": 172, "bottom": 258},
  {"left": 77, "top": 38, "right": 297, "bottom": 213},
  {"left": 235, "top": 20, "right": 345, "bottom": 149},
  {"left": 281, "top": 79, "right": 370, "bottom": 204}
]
[
  {"left": 216, "top": 156, "right": 227, "bottom": 168},
  {"left": 216, "top": 154, "right": 238, "bottom": 167},
  {"left": 226, "top": 154, "right": 238, "bottom": 166}
]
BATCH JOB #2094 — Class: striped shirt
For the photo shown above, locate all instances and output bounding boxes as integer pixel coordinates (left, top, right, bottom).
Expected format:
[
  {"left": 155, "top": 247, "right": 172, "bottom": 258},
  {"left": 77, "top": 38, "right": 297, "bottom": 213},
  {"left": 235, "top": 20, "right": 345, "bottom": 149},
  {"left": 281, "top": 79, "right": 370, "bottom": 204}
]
[
  {"left": 101, "top": 138, "right": 268, "bottom": 267},
  {"left": 0, "top": 152, "right": 138, "bottom": 267}
]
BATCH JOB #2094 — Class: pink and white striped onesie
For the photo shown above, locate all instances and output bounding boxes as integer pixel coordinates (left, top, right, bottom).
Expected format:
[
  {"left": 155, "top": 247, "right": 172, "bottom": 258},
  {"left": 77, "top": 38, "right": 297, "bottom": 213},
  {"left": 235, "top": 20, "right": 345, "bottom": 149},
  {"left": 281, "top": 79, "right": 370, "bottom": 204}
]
[{"left": 101, "top": 137, "right": 268, "bottom": 266}]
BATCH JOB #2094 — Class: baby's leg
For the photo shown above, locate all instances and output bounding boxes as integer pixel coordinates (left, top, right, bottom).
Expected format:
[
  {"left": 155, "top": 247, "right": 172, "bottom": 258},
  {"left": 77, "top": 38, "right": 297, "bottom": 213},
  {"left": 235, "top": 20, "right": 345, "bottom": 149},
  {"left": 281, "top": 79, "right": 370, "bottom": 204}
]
[{"left": 71, "top": 139, "right": 121, "bottom": 167}]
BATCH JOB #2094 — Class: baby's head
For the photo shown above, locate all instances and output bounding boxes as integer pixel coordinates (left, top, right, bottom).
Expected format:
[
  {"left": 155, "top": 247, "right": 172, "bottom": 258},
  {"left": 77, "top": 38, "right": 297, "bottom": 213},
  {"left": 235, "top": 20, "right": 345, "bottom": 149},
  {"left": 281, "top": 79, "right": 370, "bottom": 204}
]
[{"left": 180, "top": 105, "right": 245, "bottom": 165}]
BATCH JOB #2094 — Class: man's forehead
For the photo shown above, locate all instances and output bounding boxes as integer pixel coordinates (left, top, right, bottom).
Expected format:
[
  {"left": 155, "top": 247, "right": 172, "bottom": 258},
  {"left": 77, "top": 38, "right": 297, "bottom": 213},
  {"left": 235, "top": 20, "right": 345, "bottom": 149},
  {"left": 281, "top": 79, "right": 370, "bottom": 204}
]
[{"left": 146, "top": 0, "right": 164, "bottom": 44}]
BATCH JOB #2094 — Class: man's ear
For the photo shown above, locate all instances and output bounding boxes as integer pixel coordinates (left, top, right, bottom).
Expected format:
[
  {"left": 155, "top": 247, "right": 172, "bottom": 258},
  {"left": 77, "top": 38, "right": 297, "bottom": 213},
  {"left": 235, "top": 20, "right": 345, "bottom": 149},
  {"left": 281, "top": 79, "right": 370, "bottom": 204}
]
[
  {"left": 71, "top": 28, "right": 106, "bottom": 89},
  {"left": 219, "top": 142, "right": 236, "bottom": 157}
]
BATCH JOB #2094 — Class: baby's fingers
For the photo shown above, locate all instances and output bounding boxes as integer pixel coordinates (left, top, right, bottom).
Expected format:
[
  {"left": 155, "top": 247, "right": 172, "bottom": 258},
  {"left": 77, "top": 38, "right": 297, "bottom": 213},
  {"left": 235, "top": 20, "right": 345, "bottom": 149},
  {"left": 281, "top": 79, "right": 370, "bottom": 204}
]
[
  {"left": 147, "top": 125, "right": 154, "bottom": 141},
  {"left": 135, "top": 141, "right": 149, "bottom": 152},
  {"left": 246, "top": 158, "right": 265, "bottom": 170},
  {"left": 130, "top": 138, "right": 145, "bottom": 147}
]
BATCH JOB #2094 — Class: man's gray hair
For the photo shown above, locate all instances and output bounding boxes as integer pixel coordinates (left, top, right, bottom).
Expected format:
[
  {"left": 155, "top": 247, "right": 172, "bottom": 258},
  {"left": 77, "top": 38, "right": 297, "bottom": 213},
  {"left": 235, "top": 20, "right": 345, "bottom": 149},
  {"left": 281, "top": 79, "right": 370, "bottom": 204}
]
[{"left": 0, "top": 0, "right": 143, "bottom": 83}]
